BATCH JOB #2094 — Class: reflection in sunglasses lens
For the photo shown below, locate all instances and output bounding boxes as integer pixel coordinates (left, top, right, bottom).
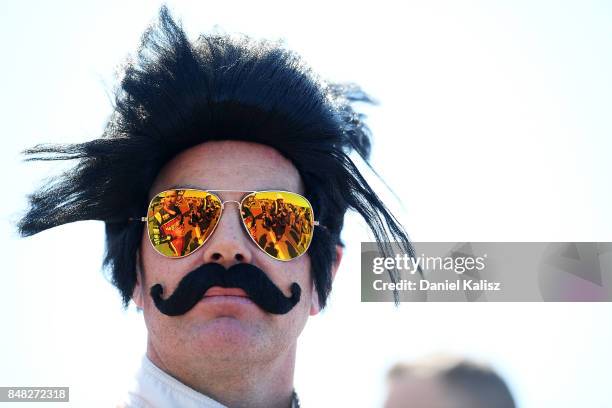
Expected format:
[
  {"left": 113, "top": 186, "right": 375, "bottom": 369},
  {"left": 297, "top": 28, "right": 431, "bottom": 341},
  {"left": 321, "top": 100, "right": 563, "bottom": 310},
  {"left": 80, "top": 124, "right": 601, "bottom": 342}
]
[
  {"left": 146, "top": 190, "right": 315, "bottom": 261},
  {"left": 241, "top": 192, "right": 314, "bottom": 261},
  {"left": 147, "top": 190, "right": 221, "bottom": 257}
]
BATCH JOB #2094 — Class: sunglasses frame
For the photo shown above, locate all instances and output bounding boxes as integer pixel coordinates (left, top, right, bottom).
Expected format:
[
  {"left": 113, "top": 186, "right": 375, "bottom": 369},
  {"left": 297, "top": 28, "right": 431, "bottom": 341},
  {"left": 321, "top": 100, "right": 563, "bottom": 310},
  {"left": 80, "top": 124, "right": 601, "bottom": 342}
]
[{"left": 135, "top": 188, "right": 324, "bottom": 261}]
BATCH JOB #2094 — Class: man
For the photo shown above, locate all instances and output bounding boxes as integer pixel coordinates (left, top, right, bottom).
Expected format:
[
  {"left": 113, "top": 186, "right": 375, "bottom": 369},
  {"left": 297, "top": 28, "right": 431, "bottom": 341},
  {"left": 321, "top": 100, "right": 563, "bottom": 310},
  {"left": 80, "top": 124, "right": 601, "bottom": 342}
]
[
  {"left": 385, "top": 355, "right": 516, "bottom": 408},
  {"left": 18, "top": 6, "right": 414, "bottom": 408}
]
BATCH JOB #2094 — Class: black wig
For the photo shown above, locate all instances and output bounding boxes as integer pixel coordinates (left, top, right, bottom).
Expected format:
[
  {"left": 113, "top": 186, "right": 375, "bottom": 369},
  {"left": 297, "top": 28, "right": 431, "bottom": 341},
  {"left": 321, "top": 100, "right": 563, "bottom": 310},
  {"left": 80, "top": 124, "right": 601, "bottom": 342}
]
[{"left": 18, "top": 6, "right": 415, "bottom": 308}]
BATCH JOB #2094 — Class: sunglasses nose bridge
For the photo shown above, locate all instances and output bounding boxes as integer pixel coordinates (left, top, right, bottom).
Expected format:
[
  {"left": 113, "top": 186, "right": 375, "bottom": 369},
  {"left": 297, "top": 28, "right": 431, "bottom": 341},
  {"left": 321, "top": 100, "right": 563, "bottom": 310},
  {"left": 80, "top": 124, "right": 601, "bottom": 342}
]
[
  {"left": 199, "top": 198, "right": 253, "bottom": 265},
  {"left": 218, "top": 199, "right": 247, "bottom": 229},
  {"left": 220, "top": 199, "right": 242, "bottom": 208}
]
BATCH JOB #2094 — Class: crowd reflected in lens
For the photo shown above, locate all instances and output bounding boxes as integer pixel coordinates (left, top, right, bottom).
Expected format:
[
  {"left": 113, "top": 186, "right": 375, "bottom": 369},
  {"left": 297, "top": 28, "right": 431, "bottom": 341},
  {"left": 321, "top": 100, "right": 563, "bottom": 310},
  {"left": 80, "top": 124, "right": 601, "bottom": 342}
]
[
  {"left": 146, "top": 190, "right": 315, "bottom": 260},
  {"left": 147, "top": 190, "right": 222, "bottom": 257},
  {"left": 241, "top": 191, "right": 314, "bottom": 260}
]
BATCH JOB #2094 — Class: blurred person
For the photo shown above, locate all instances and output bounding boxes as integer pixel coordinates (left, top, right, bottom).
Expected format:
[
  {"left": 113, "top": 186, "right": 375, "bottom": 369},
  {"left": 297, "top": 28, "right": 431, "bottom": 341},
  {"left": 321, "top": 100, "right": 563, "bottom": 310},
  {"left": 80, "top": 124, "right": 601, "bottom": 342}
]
[
  {"left": 385, "top": 355, "right": 516, "bottom": 408},
  {"left": 17, "top": 6, "right": 415, "bottom": 408}
]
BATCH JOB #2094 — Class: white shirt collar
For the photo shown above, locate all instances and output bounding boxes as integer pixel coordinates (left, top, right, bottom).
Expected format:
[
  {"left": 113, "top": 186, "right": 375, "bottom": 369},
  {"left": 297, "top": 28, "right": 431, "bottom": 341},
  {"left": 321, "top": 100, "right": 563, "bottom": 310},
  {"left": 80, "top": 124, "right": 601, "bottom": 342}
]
[{"left": 122, "top": 355, "right": 228, "bottom": 408}]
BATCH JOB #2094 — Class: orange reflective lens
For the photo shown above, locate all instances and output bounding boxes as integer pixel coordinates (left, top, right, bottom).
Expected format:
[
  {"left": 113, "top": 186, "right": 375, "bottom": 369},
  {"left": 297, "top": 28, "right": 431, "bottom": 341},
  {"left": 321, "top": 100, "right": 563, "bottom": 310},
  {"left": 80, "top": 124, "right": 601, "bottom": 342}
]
[
  {"left": 146, "top": 190, "right": 222, "bottom": 258},
  {"left": 240, "top": 191, "right": 315, "bottom": 261},
  {"left": 145, "top": 189, "right": 316, "bottom": 261}
]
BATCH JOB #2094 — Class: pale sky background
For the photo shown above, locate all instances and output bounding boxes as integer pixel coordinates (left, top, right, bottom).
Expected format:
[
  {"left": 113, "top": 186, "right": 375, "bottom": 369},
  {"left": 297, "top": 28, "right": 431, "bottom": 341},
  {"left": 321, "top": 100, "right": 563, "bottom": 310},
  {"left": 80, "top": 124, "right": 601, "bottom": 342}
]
[{"left": 2, "top": 1, "right": 612, "bottom": 407}]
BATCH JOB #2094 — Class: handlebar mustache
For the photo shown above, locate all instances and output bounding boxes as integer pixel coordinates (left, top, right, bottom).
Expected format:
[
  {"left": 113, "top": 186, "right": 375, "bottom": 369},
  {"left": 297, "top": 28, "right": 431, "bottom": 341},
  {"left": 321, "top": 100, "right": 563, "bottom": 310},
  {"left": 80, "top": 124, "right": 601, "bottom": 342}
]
[{"left": 150, "top": 262, "right": 301, "bottom": 316}]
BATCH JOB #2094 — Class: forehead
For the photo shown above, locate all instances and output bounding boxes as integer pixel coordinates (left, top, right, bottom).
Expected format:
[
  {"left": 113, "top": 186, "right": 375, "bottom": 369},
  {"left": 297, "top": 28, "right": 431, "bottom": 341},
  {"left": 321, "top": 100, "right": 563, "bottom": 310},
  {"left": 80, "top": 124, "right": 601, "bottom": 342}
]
[{"left": 150, "top": 140, "right": 304, "bottom": 197}]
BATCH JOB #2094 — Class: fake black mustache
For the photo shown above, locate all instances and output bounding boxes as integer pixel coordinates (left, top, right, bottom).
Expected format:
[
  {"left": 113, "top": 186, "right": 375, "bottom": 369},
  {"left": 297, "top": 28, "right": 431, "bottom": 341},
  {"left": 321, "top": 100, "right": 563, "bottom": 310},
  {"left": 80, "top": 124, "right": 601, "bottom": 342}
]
[{"left": 150, "top": 263, "right": 301, "bottom": 316}]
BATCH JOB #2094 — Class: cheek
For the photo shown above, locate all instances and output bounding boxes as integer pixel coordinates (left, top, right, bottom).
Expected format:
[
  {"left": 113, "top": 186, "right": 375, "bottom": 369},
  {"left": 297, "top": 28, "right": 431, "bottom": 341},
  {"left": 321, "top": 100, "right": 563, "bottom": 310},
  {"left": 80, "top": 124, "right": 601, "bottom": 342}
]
[
  {"left": 299, "top": 256, "right": 314, "bottom": 289},
  {"left": 139, "top": 235, "right": 192, "bottom": 302},
  {"left": 288, "top": 256, "right": 314, "bottom": 311},
  {"left": 262, "top": 254, "right": 312, "bottom": 288}
]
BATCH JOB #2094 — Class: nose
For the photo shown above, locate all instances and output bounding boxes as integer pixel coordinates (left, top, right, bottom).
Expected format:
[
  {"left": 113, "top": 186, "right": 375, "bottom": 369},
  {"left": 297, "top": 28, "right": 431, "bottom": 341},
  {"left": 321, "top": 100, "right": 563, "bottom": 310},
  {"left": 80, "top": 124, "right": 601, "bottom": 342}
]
[{"left": 200, "top": 200, "right": 253, "bottom": 268}]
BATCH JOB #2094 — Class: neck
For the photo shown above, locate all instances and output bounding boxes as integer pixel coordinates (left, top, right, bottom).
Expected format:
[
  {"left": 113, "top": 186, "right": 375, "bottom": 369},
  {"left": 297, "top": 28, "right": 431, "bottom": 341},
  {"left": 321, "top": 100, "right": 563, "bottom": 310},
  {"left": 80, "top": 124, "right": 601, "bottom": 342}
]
[{"left": 147, "top": 340, "right": 297, "bottom": 408}]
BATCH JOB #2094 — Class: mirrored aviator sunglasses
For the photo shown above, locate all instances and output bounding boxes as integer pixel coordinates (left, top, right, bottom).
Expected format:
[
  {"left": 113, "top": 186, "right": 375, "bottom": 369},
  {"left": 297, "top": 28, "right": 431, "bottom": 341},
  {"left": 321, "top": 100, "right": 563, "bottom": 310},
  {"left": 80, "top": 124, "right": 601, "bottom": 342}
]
[{"left": 133, "top": 189, "right": 325, "bottom": 261}]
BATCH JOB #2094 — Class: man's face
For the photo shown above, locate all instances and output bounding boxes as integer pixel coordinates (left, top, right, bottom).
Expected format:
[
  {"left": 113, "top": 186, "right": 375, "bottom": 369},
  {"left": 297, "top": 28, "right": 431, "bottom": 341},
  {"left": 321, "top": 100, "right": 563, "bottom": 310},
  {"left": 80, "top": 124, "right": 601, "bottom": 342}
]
[
  {"left": 164, "top": 190, "right": 177, "bottom": 205},
  {"left": 133, "top": 140, "right": 326, "bottom": 372}
]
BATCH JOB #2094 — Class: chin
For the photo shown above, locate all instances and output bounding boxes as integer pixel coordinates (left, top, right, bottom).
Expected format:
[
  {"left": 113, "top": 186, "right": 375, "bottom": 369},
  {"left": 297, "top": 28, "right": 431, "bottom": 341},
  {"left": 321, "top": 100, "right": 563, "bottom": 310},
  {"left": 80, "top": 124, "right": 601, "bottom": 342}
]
[{"left": 187, "top": 317, "right": 266, "bottom": 352}]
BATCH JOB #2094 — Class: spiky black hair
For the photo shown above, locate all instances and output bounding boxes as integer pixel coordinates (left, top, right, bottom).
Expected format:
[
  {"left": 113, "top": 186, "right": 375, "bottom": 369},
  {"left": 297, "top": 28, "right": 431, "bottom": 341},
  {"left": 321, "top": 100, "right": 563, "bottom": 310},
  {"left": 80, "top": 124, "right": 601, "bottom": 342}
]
[{"left": 18, "top": 6, "right": 414, "bottom": 308}]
